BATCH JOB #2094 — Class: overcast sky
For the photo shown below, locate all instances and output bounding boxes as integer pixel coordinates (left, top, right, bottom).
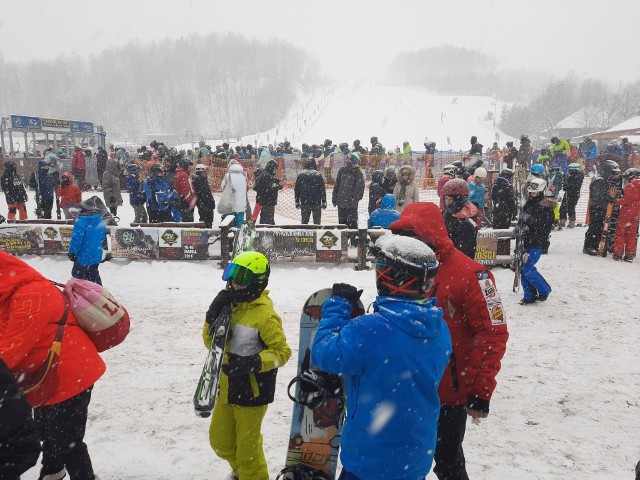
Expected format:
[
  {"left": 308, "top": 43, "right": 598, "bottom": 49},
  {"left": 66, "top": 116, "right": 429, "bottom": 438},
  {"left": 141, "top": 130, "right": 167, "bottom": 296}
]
[{"left": 2, "top": 0, "right": 639, "bottom": 85}]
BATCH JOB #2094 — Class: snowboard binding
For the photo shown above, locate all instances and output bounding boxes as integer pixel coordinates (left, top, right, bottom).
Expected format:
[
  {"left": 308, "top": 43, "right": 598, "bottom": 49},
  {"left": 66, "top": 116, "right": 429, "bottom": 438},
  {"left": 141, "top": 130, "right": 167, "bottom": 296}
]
[
  {"left": 287, "top": 369, "right": 343, "bottom": 410},
  {"left": 276, "top": 463, "right": 333, "bottom": 480}
]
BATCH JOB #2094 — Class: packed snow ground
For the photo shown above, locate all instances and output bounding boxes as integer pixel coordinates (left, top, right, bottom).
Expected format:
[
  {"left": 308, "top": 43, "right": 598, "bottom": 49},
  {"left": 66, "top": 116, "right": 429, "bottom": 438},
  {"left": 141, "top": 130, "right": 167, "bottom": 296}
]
[{"left": 6, "top": 192, "right": 640, "bottom": 479}]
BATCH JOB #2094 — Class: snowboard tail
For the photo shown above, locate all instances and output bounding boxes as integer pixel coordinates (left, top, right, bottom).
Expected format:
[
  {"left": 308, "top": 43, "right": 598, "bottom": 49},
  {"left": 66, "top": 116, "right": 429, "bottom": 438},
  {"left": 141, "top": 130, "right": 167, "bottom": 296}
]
[{"left": 598, "top": 184, "right": 619, "bottom": 257}]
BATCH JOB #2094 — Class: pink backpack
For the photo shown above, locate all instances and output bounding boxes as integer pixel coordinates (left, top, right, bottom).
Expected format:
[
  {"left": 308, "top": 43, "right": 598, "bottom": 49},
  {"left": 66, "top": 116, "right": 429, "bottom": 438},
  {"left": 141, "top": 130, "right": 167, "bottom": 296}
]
[{"left": 56, "top": 279, "right": 130, "bottom": 352}]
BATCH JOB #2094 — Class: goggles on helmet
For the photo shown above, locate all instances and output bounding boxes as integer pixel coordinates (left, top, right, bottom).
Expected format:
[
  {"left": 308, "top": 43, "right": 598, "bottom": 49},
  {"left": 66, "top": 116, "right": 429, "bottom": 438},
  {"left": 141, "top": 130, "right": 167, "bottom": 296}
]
[{"left": 222, "top": 262, "right": 256, "bottom": 286}]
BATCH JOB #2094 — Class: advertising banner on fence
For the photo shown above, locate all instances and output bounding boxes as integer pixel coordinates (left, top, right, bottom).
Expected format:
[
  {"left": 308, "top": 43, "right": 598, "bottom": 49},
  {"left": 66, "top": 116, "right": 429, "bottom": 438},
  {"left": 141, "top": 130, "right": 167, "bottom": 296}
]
[
  {"left": 474, "top": 229, "right": 499, "bottom": 266},
  {"left": 42, "top": 225, "right": 74, "bottom": 254},
  {"left": 111, "top": 227, "right": 159, "bottom": 259},
  {"left": 316, "top": 229, "right": 344, "bottom": 263},
  {"left": 158, "top": 228, "right": 211, "bottom": 260},
  {"left": 254, "top": 229, "right": 317, "bottom": 261},
  {"left": 0, "top": 225, "right": 44, "bottom": 254}
]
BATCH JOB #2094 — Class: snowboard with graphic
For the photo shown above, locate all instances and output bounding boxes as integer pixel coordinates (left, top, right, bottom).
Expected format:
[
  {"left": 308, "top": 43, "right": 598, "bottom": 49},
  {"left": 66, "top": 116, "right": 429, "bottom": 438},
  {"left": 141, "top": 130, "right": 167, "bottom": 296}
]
[{"left": 278, "top": 288, "right": 364, "bottom": 480}]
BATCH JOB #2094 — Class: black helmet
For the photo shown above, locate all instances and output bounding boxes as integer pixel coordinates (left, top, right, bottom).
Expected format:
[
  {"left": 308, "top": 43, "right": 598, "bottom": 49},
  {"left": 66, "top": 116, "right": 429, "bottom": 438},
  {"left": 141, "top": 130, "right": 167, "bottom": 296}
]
[
  {"left": 520, "top": 134, "right": 529, "bottom": 142},
  {"left": 623, "top": 168, "right": 640, "bottom": 180},
  {"left": 354, "top": 139, "right": 361, "bottom": 146},
  {"left": 371, "top": 235, "right": 439, "bottom": 299},
  {"left": 550, "top": 137, "right": 559, "bottom": 144},
  {"left": 151, "top": 163, "right": 164, "bottom": 174},
  {"left": 323, "top": 139, "right": 332, "bottom": 147},
  {"left": 470, "top": 136, "right": 477, "bottom": 144},
  {"left": 602, "top": 159, "right": 621, "bottom": 177},
  {"left": 370, "top": 136, "right": 378, "bottom": 145},
  {"left": 339, "top": 142, "right": 349, "bottom": 151},
  {"left": 506, "top": 141, "right": 514, "bottom": 148}
]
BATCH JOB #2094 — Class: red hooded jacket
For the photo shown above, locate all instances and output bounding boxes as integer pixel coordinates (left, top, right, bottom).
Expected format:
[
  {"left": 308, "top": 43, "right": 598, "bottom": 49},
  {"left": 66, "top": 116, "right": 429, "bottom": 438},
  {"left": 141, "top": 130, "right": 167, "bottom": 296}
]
[
  {"left": 390, "top": 202, "right": 508, "bottom": 411},
  {"left": 0, "top": 250, "right": 105, "bottom": 407},
  {"left": 55, "top": 173, "right": 82, "bottom": 208},
  {"left": 72, "top": 149, "right": 86, "bottom": 171},
  {"left": 174, "top": 167, "right": 196, "bottom": 209},
  {"left": 616, "top": 178, "right": 640, "bottom": 226}
]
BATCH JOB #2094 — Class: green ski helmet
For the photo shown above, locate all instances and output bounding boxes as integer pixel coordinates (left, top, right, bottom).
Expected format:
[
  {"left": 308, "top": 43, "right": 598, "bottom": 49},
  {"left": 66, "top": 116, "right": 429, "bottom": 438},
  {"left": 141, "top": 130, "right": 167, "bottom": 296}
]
[{"left": 222, "top": 251, "right": 271, "bottom": 302}]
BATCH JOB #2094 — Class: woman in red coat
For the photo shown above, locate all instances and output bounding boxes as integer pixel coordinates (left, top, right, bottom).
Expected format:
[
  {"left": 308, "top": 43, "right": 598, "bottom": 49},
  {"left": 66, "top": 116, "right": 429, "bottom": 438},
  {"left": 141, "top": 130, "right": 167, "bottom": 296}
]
[
  {"left": 0, "top": 250, "right": 105, "bottom": 480},
  {"left": 613, "top": 169, "right": 640, "bottom": 261}
]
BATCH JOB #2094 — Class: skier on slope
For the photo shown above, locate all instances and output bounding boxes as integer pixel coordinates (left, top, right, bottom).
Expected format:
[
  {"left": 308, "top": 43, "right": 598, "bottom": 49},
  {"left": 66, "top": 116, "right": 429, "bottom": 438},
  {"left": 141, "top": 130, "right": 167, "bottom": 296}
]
[
  {"left": 202, "top": 251, "right": 291, "bottom": 480},
  {"left": 312, "top": 235, "right": 452, "bottom": 480},
  {"left": 389, "top": 202, "right": 508, "bottom": 480},
  {"left": 517, "top": 178, "right": 555, "bottom": 304}
]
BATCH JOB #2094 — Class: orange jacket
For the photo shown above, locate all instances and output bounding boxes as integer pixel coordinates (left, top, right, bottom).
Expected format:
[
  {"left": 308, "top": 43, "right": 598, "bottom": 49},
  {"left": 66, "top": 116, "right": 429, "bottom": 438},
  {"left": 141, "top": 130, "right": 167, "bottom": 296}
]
[{"left": 0, "top": 250, "right": 105, "bottom": 406}]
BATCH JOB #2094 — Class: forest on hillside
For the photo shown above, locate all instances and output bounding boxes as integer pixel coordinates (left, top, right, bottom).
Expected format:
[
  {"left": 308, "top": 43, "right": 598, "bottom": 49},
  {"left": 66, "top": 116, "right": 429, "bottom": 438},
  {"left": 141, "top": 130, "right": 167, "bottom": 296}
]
[{"left": 0, "top": 33, "right": 321, "bottom": 140}]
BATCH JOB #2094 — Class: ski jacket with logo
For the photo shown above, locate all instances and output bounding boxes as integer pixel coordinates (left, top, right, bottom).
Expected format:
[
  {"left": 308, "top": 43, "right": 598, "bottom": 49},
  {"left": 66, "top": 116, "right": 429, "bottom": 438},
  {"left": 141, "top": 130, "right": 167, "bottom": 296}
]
[
  {"left": 522, "top": 196, "right": 555, "bottom": 249},
  {"left": 332, "top": 163, "right": 365, "bottom": 208},
  {"left": 68, "top": 211, "right": 106, "bottom": 266},
  {"left": 312, "top": 295, "right": 452, "bottom": 480},
  {"left": 201, "top": 290, "right": 291, "bottom": 407},
  {"left": 368, "top": 194, "right": 400, "bottom": 228},
  {"left": 144, "top": 174, "right": 175, "bottom": 212},
  {"left": 389, "top": 202, "right": 509, "bottom": 411},
  {"left": 0, "top": 250, "right": 105, "bottom": 407},
  {"left": 1, "top": 164, "right": 28, "bottom": 204}
]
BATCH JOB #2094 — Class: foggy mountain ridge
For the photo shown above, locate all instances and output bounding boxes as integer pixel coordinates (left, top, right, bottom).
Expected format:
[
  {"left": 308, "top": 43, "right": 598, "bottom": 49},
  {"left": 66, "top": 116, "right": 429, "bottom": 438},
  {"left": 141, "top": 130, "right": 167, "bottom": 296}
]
[{"left": 1, "top": 34, "right": 639, "bottom": 143}]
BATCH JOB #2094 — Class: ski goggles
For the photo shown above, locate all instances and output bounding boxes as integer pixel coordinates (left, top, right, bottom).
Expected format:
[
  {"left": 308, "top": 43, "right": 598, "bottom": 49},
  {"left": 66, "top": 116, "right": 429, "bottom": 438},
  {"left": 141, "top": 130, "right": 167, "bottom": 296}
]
[{"left": 222, "top": 263, "right": 255, "bottom": 286}]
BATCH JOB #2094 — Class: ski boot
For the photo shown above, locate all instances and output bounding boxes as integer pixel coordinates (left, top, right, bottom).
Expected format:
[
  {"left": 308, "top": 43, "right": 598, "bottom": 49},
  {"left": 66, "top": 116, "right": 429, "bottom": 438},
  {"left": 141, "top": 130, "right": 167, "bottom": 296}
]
[
  {"left": 567, "top": 219, "right": 575, "bottom": 228},
  {"left": 519, "top": 297, "right": 537, "bottom": 305},
  {"left": 583, "top": 248, "right": 598, "bottom": 256},
  {"left": 613, "top": 253, "right": 623, "bottom": 261},
  {"left": 558, "top": 220, "right": 566, "bottom": 229},
  {"left": 624, "top": 254, "right": 635, "bottom": 263}
]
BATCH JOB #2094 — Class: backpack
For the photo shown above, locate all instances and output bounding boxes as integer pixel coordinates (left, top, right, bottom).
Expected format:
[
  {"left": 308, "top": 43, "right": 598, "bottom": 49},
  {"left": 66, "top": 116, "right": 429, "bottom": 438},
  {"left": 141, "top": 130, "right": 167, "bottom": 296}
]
[{"left": 55, "top": 278, "right": 130, "bottom": 352}]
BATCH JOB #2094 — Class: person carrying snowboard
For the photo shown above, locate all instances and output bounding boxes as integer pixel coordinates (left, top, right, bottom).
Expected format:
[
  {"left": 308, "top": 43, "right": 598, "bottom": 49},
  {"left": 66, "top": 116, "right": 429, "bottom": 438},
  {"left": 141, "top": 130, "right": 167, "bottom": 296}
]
[
  {"left": 29, "top": 159, "right": 54, "bottom": 219},
  {"left": 583, "top": 159, "right": 621, "bottom": 255},
  {"left": 202, "top": 251, "right": 291, "bottom": 480},
  {"left": 311, "top": 235, "right": 452, "bottom": 480}
]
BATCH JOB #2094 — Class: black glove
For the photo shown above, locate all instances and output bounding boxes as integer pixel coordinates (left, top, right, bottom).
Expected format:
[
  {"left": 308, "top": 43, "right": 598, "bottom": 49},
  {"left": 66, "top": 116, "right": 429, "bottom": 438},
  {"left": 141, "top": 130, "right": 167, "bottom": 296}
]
[
  {"left": 222, "top": 352, "right": 261, "bottom": 377},
  {"left": 295, "top": 201, "right": 301, "bottom": 209},
  {"left": 519, "top": 212, "right": 532, "bottom": 225},
  {"left": 205, "top": 289, "right": 233, "bottom": 325},
  {"left": 332, "top": 283, "right": 363, "bottom": 305},
  {"left": 321, "top": 201, "right": 327, "bottom": 210},
  {"left": 68, "top": 253, "right": 76, "bottom": 262},
  {"left": 332, "top": 201, "right": 337, "bottom": 207}
]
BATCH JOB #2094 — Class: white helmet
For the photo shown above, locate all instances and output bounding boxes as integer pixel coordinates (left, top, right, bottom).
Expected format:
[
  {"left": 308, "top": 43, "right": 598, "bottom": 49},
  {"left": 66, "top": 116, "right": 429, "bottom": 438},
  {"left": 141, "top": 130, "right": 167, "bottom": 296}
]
[
  {"left": 527, "top": 177, "right": 547, "bottom": 194},
  {"left": 443, "top": 164, "right": 457, "bottom": 175},
  {"left": 474, "top": 167, "right": 488, "bottom": 179},
  {"left": 195, "top": 163, "right": 206, "bottom": 172}
]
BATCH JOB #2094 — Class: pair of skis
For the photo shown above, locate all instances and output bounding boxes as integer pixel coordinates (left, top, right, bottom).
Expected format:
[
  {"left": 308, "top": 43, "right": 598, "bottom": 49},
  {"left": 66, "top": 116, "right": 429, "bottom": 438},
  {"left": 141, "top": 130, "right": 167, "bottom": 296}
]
[{"left": 193, "top": 221, "right": 256, "bottom": 418}]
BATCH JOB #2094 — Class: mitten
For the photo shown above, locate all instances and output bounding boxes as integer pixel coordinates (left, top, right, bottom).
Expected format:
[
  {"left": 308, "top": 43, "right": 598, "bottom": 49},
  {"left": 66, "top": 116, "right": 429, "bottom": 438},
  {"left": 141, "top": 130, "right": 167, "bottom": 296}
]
[
  {"left": 332, "top": 283, "right": 363, "bottom": 305},
  {"left": 205, "top": 289, "right": 233, "bottom": 325}
]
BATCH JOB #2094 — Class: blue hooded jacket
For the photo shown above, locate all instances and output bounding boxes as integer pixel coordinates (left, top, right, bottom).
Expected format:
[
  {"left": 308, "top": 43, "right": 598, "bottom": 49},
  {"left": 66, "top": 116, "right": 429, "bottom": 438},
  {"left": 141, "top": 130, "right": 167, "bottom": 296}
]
[
  {"left": 468, "top": 180, "right": 486, "bottom": 208},
  {"left": 68, "top": 212, "right": 106, "bottom": 266},
  {"left": 312, "top": 295, "right": 452, "bottom": 480},
  {"left": 126, "top": 172, "right": 146, "bottom": 206},
  {"left": 368, "top": 193, "right": 400, "bottom": 228}
]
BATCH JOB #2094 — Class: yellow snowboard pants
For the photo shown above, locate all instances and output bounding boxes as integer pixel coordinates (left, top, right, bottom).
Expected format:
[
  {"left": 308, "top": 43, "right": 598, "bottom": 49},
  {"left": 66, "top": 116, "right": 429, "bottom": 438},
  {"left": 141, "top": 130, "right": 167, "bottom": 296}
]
[{"left": 209, "top": 399, "right": 269, "bottom": 480}]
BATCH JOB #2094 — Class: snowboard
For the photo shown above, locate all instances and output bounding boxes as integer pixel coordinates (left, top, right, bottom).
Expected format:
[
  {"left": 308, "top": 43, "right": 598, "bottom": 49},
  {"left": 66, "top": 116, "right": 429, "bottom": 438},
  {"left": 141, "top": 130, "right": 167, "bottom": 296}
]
[
  {"left": 193, "top": 221, "right": 256, "bottom": 417},
  {"left": 512, "top": 220, "right": 528, "bottom": 293},
  {"left": 278, "top": 289, "right": 364, "bottom": 480},
  {"left": 597, "top": 183, "right": 620, "bottom": 257}
]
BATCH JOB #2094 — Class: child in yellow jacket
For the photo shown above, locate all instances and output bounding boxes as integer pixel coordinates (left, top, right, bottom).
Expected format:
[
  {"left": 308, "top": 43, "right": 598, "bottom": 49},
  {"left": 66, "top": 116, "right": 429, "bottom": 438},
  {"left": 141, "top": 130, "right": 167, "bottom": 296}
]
[{"left": 202, "top": 251, "right": 291, "bottom": 480}]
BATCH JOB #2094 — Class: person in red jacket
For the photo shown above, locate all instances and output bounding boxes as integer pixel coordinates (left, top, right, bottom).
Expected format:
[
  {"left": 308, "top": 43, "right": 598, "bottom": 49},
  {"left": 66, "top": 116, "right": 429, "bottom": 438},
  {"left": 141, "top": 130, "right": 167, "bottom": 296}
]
[
  {"left": 72, "top": 146, "right": 87, "bottom": 191},
  {"left": 55, "top": 172, "right": 83, "bottom": 219},
  {"left": 0, "top": 250, "right": 105, "bottom": 480},
  {"left": 390, "top": 202, "right": 509, "bottom": 480},
  {"left": 613, "top": 168, "right": 640, "bottom": 262},
  {"left": 173, "top": 158, "right": 196, "bottom": 222}
]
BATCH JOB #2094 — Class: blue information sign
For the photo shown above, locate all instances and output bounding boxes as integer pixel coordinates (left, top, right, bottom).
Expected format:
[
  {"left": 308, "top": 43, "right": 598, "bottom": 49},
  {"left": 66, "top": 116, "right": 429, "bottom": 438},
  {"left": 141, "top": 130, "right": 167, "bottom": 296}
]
[
  {"left": 10, "top": 114, "right": 41, "bottom": 130},
  {"left": 70, "top": 121, "right": 94, "bottom": 133}
]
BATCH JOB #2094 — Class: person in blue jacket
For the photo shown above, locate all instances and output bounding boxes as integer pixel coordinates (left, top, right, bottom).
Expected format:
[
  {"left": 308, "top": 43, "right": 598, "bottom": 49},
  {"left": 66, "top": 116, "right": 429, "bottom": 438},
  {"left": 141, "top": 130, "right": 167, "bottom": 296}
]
[
  {"left": 143, "top": 163, "right": 181, "bottom": 223},
  {"left": 68, "top": 197, "right": 107, "bottom": 285},
  {"left": 29, "top": 159, "right": 54, "bottom": 219},
  {"left": 468, "top": 166, "right": 488, "bottom": 226},
  {"left": 126, "top": 164, "right": 148, "bottom": 223},
  {"left": 312, "top": 234, "right": 452, "bottom": 480},
  {"left": 368, "top": 193, "right": 400, "bottom": 228}
]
